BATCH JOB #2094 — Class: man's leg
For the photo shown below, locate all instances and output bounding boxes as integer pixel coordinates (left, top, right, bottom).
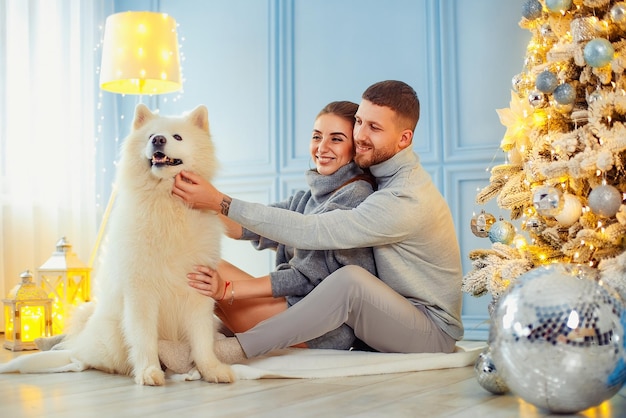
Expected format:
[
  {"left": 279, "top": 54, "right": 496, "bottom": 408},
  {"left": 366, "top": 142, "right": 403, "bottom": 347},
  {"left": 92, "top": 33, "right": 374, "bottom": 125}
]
[{"left": 235, "top": 265, "right": 455, "bottom": 358}]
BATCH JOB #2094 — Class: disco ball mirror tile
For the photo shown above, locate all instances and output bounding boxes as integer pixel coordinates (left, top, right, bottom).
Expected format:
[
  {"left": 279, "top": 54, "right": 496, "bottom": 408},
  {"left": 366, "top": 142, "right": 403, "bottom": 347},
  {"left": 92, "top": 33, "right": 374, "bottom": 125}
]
[{"left": 490, "top": 263, "right": 626, "bottom": 414}]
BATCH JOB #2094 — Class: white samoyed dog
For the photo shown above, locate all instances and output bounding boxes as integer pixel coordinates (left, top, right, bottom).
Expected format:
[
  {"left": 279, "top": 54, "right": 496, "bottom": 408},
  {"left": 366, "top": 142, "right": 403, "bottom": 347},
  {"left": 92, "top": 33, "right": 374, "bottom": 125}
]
[{"left": 0, "top": 104, "right": 234, "bottom": 385}]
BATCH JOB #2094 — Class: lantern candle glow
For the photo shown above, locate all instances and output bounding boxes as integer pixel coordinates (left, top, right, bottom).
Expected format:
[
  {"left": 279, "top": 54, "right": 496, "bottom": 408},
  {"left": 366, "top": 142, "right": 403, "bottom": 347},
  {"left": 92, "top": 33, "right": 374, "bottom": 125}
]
[
  {"left": 37, "top": 237, "right": 91, "bottom": 334},
  {"left": 3, "top": 270, "right": 53, "bottom": 351}
]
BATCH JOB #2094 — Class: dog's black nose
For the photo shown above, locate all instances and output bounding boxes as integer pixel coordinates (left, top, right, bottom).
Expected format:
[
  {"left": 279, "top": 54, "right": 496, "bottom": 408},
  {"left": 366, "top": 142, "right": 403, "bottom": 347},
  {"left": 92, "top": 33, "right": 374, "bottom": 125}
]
[{"left": 151, "top": 135, "right": 167, "bottom": 146}]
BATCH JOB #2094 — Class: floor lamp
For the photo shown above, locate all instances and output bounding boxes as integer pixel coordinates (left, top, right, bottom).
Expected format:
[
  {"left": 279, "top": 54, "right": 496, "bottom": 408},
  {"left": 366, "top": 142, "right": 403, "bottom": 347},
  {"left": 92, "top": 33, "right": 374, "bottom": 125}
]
[{"left": 90, "top": 10, "right": 182, "bottom": 267}]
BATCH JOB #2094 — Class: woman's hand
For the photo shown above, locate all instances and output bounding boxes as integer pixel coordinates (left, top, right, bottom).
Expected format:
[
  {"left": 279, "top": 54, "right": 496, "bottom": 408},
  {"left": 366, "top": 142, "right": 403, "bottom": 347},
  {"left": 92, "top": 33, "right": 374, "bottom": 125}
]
[
  {"left": 187, "top": 265, "right": 229, "bottom": 301},
  {"left": 173, "top": 170, "right": 225, "bottom": 212}
]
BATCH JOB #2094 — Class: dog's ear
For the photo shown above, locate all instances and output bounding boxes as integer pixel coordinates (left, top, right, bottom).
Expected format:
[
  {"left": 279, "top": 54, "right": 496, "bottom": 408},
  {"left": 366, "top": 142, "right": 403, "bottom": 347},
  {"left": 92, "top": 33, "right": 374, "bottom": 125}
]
[
  {"left": 186, "top": 105, "right": 209, "bottom": 132},
  {"left": 133, "top": 104, "right": 156, "bottom": 130}
]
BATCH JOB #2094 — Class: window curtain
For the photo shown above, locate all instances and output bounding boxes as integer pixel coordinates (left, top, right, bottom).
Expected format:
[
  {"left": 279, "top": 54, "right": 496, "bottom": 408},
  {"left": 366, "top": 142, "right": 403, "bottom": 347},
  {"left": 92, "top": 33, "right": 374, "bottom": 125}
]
[{"left": 0, "top": 0, "right": 107, "bottom": 329}]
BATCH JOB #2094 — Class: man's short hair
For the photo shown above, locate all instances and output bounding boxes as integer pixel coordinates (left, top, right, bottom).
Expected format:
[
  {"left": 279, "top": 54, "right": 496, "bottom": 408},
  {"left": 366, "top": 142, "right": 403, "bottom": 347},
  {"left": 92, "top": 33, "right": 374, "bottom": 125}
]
[{"left": 362, "top": 80, "right": 420, "bottom": 131}]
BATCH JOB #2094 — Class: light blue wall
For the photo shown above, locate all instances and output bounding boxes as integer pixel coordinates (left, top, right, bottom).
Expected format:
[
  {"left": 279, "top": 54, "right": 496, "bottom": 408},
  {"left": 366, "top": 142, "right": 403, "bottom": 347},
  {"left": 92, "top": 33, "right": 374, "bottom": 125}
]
[{"left": 101, "top": 0, "right": 530, "bottom": 339}]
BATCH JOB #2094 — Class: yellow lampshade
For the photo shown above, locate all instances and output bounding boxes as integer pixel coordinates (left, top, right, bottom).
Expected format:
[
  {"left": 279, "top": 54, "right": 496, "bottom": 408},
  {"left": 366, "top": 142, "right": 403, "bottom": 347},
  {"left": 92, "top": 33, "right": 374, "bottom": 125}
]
[{"left": 100, "top": 11, "right": 182, "bottom": 95}]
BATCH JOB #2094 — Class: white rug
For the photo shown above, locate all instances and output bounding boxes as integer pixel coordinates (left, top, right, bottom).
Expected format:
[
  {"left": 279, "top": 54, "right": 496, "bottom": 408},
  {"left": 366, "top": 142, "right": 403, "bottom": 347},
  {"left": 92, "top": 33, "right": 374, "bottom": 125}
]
[
  {"left": 1, "top": 341, "right": 486, "bottom": 381},
  {"left": 171, "top": 341, "right": 486, "bottom": 381}
]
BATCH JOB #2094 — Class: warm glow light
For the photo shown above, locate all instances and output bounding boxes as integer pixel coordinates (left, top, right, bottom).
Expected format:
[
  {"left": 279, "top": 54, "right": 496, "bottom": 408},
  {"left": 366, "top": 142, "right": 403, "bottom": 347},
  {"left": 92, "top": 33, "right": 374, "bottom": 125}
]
[
  {"left": 3, "top": 271, "right": 53, "bottom": 351},
  {"left": 518, "top": 398, "right": 539, "bottom": 414},
  {"left": 99, "top": 11, "right": 181, "bottom": 94},
  {"left": 20, "top": 306, "right": 45, "bottom": 342},
  {"left": 38, "top": 238, "right": 91, "bottom": 335},
  {"left": 578, "top": 399, "right": 613, "bottom": 417},
  {"left": 40, "top": 273, "right": 88, "bottom": 335},
  {"left": 514, "top": 235, "right": 528, "bottom": 250},
  {"left": 533, "top": 110, "right": 548, "bottom": 126}
]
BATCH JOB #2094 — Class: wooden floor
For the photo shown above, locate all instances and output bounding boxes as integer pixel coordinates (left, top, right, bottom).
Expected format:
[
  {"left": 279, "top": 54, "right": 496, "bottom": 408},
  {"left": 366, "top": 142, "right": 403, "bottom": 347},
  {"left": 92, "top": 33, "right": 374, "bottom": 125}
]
[{"left": 0, "top": 337, "right": 624, "bottom": 418}]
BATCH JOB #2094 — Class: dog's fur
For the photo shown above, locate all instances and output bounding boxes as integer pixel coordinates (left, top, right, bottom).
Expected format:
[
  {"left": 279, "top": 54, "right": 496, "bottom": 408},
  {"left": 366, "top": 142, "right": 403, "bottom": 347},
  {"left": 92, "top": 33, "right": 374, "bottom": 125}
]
[{"left": 0, "top": 104, "right": 234, "bottom": 385}]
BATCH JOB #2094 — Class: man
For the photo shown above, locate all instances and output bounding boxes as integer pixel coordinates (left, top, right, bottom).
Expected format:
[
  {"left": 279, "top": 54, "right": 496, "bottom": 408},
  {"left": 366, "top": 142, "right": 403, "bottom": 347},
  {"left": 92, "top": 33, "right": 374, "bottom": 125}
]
[{"left": 173, "top": 80, "right": 464, "bottom": 362}]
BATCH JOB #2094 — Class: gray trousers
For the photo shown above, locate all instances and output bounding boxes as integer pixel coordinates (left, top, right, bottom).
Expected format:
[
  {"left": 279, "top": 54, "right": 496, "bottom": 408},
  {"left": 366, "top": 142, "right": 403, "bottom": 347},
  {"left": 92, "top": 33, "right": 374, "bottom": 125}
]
[{"left": 236, "top": 265, "right": 456, "bottom": 357}]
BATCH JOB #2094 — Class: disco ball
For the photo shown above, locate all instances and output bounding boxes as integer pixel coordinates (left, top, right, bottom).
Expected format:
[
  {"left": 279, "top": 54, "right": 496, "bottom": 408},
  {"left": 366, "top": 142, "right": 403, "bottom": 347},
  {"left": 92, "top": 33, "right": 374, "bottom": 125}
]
[
  {"left": 474, "top": 346, "right": 509, "bottom": 395},
  {"left": 490, "top": 263, "right": 626, "bottom": 414}
]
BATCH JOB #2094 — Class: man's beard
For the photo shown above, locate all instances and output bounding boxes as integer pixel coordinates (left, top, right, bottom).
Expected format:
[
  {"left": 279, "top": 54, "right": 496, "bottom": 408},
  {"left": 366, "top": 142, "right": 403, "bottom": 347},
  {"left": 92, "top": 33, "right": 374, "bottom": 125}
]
[{"left": 355, "top": 144, "right": 396, "bottom": 168}]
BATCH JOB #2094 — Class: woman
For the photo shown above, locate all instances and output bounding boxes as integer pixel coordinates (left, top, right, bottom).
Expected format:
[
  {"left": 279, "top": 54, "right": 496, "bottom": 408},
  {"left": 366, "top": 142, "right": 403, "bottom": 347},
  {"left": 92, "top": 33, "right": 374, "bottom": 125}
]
[{"left": 175, "top": 101, "right": 377, "bottom": 357}]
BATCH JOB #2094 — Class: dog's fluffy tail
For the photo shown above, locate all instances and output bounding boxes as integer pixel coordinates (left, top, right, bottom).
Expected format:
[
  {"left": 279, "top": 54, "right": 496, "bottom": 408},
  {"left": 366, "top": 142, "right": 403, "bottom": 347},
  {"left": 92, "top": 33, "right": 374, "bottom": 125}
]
[{"left": 0, "top": 350, "right": 86, "bottom": 374}]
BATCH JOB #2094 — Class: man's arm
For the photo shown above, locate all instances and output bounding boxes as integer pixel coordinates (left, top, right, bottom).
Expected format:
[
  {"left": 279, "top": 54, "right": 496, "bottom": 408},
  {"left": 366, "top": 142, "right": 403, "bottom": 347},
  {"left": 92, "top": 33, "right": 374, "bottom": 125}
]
[
  {"left": 228, "top": 190, "right": 411, "bottom": 251},
  {"left": 173, "top": 169, "right": 412, "bottom": 251}
]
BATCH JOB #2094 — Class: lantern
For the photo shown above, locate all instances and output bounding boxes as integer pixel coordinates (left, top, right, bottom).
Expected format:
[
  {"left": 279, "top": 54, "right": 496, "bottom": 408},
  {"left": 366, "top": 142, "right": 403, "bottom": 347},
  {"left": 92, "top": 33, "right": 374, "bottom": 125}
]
[
  {"left": 37, "top": 237, "right": 91, "bottom": 334},
  {"left": 3, "top": 270, "right": 53, "bottom": 351}
]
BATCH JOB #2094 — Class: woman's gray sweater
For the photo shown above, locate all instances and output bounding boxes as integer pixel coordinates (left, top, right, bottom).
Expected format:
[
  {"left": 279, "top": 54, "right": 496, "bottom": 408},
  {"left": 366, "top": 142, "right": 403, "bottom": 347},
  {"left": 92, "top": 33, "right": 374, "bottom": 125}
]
[
  {"left": 239, "top": 161, "right": 377, "bottom": 349},
  {"left": 240, "top": 161, "right": 376, "bottom": 303}
]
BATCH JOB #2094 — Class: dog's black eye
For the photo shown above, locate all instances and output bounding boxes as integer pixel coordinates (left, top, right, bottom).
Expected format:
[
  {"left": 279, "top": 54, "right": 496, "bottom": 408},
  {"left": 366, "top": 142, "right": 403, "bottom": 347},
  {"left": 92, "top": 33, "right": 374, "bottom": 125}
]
[{"left": 173, "top": 134, "right": 182, "bottom": 141}]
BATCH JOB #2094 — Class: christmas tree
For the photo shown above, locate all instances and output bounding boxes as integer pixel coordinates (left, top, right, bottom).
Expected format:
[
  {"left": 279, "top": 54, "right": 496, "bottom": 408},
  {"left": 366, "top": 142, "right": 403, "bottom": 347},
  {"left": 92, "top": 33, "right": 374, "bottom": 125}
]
[{"left": 462, "top": 0, "right": 626, "bottom": 305}]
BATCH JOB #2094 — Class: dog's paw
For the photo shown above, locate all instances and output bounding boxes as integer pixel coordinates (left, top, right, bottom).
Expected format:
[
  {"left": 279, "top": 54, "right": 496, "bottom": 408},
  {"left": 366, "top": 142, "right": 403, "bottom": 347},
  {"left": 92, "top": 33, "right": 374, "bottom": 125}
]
[
  {"left": 201, "top": 363, "right": 236, "bottom": 384},
  {"left": 135, "top": 365, "right": 166, "bottom": 386}
]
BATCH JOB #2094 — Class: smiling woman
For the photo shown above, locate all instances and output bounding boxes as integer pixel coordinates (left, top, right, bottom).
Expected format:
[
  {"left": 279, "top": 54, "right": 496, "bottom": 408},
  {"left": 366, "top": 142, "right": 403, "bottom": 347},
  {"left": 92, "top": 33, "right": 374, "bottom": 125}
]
[{"left": 0, "top": 0, "right": 105, "bottom": 328}]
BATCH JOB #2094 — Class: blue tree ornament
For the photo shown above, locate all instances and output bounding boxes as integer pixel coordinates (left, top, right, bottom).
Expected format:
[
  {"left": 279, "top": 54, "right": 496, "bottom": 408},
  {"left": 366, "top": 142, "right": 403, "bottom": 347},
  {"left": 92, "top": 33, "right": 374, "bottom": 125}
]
[
  {"left": 545, "top": 0, "right": 572, "bottom": 13},
  {"left": 522, "top": 0, "right": 543, "bottom": 20},
  {"left": 553, "top": 83, "right": 576, "bottom": 105},
  {"left": 535, "top": 71, "right": 558, "bottom": 93},
  {"left": 584, "top": 38, "right": 615, "bottom": 68}
]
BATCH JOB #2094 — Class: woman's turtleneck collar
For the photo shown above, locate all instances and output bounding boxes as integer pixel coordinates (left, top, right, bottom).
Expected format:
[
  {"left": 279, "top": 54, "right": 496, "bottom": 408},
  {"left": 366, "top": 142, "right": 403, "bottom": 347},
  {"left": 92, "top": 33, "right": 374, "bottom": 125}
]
[{"left": 305, "top": 161, "right": 363, "bottom": 200}]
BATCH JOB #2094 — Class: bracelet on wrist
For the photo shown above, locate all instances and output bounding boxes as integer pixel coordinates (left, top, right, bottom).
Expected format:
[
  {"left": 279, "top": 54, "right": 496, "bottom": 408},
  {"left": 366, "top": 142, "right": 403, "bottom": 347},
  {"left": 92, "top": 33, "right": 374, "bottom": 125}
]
[
  {"left": 219, "top": 281, "right": 231, "bottom": 301},
  {"left": 228, "top": 282, "right": 235, "bottom": 305}
]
